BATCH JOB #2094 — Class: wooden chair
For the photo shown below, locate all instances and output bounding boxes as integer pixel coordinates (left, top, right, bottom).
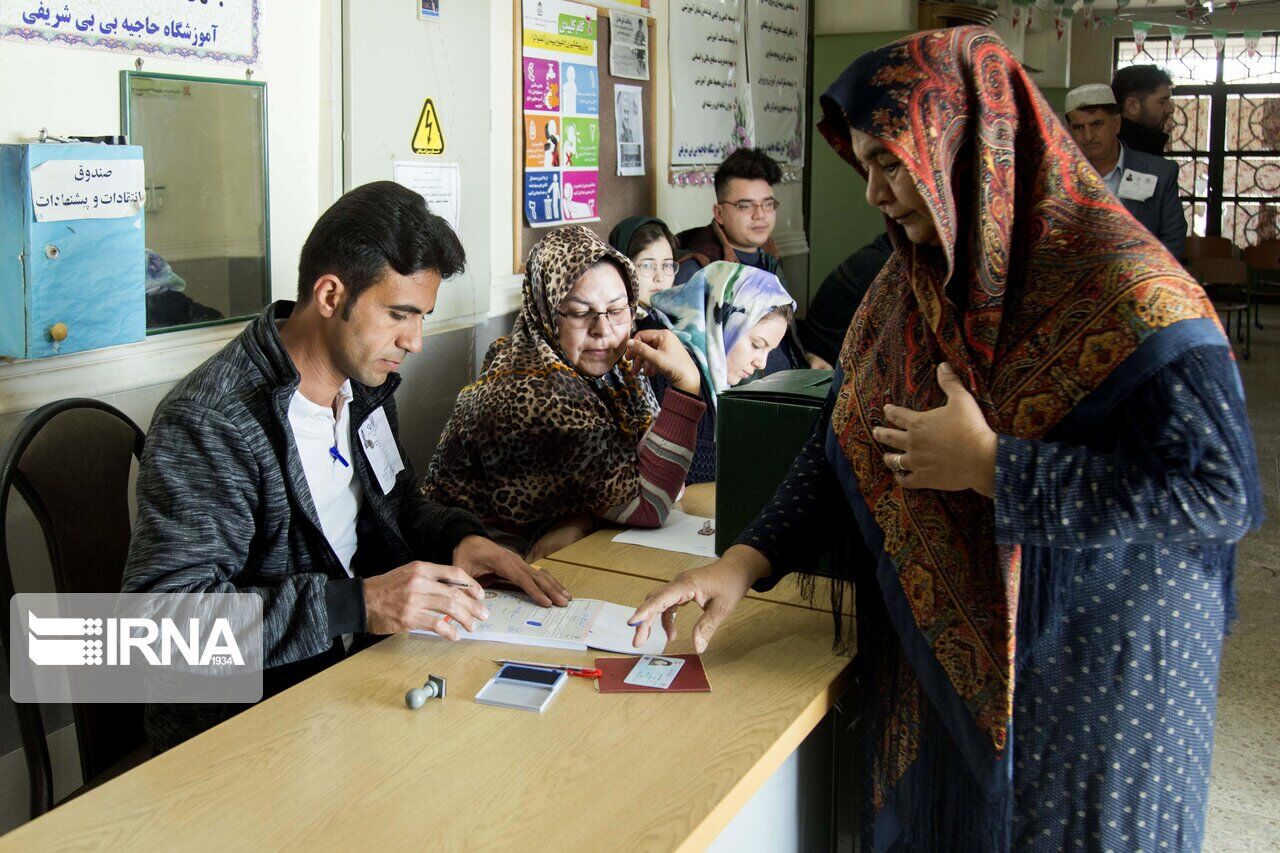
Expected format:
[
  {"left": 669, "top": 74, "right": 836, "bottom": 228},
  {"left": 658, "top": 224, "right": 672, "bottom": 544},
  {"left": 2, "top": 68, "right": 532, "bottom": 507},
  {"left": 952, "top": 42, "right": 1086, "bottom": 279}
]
[
  {"left": 1186, "top": 256, "right": 1251, "bottom": 359},
  {"left": 1184, "top": 235, "right": 1234, "bottom": 260},
  {"left": 0, "top": 399, "right": 151, "bottom": 819},
  {"left": 1243, "top": 239, "right": 1280, "bottom": 330}
]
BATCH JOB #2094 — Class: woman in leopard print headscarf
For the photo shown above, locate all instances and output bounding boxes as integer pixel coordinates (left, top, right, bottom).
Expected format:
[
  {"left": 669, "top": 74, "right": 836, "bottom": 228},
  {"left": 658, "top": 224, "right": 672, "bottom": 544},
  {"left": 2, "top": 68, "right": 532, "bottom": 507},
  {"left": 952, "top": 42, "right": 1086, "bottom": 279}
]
[{"left": 423, "top": 225, "right": 707, "bottom": 562}]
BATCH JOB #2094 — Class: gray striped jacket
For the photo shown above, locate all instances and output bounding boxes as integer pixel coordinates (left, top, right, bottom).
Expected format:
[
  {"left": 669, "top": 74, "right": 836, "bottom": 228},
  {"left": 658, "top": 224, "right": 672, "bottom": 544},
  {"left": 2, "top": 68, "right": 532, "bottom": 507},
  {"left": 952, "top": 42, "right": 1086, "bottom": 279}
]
[{"left": 123, "top": 302, "right": 484, "bottom": 749}]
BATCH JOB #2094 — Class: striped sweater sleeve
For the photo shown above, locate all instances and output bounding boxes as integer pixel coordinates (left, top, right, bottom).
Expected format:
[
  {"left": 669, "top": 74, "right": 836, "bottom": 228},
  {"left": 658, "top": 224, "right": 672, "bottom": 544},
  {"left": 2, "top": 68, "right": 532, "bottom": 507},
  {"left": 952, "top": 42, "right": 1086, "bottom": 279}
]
[{"left": 601, "top": 388, "right": 706, "bottom": 528}]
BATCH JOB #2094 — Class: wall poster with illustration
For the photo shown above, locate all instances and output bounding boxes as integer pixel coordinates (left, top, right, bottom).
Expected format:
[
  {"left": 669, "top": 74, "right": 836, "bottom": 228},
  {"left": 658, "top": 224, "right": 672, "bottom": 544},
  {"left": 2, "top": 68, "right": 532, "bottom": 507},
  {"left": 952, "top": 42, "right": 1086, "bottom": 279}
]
[{"left": 521, "top": 0, "right": 600, "bottom": 228}]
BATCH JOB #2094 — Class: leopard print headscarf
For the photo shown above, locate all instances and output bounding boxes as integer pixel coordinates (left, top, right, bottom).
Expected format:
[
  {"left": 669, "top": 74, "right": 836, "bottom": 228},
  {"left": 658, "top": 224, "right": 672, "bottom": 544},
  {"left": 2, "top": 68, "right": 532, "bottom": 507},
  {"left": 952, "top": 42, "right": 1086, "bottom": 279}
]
[{"left": 422, "top": 226, "right": 658, "bottom": 531}]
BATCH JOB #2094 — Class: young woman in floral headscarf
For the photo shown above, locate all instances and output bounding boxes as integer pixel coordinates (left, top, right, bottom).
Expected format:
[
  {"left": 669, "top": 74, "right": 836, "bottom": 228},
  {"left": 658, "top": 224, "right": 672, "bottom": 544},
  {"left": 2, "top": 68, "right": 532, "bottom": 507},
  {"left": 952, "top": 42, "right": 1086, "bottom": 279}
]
[{"left": 645, "top": 261, "right": 797, "bottom": 484}]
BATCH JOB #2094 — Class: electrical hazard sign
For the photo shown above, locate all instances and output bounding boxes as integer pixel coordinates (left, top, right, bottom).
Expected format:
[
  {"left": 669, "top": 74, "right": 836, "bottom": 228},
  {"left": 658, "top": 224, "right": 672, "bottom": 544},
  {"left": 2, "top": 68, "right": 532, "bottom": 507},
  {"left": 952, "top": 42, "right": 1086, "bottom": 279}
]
[{"left": 411, "top": 99, "right": 445, "bottom": 155}]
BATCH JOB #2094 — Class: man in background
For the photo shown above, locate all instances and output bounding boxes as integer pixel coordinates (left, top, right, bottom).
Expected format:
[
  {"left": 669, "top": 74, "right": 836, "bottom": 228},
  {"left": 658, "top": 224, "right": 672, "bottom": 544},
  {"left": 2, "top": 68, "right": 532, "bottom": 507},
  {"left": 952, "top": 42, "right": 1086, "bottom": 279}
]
[
  {"left": 675, "top": 148, "right": 819, "bottom": 368},
  {"left": 1066, "top": 83, "right": 1186, "bottom": 258},
  {"left": 1111, "top": 64, "right": 1176, "bottom": 156}
]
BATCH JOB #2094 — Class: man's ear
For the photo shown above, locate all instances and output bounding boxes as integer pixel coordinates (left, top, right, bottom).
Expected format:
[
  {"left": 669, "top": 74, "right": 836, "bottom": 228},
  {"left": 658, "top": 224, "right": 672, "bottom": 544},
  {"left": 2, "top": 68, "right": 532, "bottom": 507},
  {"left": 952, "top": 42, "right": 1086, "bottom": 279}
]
[
  {"left": 309, "top": 274, "right": 347, "bottom": 319},
  {"left": 711, "top": 201, "right": 724, "bottom": 228}
]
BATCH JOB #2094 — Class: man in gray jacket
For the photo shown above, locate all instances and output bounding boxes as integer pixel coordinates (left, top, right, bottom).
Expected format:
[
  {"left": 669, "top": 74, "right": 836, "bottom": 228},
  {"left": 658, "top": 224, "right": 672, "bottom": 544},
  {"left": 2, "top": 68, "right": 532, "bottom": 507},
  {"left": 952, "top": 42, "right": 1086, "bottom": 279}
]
[
  {"left": 1065, "top": 83, "right": 1186, "bottom": 259},
  {"left": 124, "top": 181, "right": 570, "bottom": 750}
]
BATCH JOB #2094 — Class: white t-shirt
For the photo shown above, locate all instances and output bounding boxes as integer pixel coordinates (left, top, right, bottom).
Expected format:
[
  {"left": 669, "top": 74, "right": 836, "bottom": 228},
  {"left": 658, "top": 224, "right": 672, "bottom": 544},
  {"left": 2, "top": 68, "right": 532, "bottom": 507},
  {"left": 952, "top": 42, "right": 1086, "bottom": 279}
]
[{"left": 287, "top": 380, "right": 362, "bottom": 577}]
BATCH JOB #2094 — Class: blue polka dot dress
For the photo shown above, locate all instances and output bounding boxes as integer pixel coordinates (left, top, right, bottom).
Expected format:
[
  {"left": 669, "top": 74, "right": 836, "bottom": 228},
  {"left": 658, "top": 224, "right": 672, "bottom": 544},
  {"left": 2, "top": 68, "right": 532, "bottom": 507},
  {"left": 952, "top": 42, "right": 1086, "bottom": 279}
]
[{"left": 739, "top": 346, "right": 1262, "bottom": 851}]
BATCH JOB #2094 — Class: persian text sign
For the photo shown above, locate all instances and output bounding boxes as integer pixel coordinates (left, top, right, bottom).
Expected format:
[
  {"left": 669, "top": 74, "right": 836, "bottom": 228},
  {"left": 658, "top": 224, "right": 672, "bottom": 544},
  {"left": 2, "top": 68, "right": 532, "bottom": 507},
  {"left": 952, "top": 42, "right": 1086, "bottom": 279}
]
[{"left": 0, "top": 0, "right": 259, "bottom": 64}]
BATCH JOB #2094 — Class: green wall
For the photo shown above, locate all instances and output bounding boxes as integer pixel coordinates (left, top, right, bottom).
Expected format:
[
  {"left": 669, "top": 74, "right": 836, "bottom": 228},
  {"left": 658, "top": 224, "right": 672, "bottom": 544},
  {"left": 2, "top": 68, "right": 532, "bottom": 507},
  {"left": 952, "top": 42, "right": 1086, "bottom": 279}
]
[
  {"left": 1038, "top": 86, "right": 1069, "bottom": 116},
  {"left": 808, "top": 32, "right": 911, "bottom": 297}
]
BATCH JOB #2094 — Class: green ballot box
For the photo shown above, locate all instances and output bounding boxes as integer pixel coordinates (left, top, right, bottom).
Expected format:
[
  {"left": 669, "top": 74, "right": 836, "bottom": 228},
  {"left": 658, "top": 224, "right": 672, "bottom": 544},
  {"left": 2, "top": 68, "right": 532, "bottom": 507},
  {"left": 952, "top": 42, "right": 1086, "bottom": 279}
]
[{"left": 715, "top": 369, "right": 835, "bottom": 568}]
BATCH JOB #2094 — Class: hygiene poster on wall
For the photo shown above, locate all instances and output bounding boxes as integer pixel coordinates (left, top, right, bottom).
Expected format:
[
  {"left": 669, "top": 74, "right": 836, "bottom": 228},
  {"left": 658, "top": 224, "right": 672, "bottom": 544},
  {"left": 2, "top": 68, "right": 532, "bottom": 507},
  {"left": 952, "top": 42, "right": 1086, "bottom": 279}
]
[
  {"left": 0, "top": 0, "right": 259, "bottom": 64},
  {"left": 521, "top": 0, "right": 600, "bottom": 228}
]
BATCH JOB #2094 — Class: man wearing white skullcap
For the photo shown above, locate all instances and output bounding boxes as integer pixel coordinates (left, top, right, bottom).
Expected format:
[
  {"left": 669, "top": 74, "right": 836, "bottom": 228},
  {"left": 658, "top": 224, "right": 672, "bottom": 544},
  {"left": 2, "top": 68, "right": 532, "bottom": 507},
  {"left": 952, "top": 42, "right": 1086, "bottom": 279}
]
[{"left": 1065, "top": 82, "right": 1185, "bottom": 258}]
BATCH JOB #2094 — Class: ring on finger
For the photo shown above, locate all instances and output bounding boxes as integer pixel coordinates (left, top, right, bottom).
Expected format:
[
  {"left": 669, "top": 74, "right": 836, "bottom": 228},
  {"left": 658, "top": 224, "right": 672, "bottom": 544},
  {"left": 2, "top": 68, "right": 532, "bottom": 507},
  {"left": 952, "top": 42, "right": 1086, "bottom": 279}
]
[{"left": 892, "top": 453, "right": 907, "bottom": 475}]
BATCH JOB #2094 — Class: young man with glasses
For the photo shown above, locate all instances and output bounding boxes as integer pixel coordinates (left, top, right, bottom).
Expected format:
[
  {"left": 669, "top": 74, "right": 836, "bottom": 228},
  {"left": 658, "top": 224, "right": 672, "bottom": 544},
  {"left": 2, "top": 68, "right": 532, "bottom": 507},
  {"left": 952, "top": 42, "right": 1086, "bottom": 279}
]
[{"left": 674, "top": 148, "right": 822, "bottom": 369}]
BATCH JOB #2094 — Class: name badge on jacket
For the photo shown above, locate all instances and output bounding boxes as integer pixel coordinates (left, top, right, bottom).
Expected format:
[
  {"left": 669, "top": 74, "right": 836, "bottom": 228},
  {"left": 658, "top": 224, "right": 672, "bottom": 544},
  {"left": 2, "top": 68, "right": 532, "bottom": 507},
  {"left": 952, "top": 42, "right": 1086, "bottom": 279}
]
[
  {"left": 358, "top": 407, "right": 405, "bottom": 495},
  {"left": 1118, "top": 169, "right": 1157, "bottom": 202}
]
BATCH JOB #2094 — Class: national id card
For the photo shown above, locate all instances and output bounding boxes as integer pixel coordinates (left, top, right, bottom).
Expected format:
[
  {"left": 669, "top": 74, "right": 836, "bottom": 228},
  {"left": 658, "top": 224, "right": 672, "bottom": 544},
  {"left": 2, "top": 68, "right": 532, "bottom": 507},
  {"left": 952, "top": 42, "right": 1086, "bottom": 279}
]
[{"left": 623, "top": 655, "right": 686, "bottom": 689}]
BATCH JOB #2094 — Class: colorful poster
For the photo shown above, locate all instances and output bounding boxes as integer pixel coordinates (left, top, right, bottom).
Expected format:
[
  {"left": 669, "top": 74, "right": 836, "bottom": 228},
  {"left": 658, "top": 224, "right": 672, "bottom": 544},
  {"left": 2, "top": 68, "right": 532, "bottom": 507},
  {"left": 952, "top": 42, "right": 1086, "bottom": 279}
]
[
  {"left": 0, "top": 0, "right": 259, "bottom": 64},
  {"left": 668, "top": 0, "right": 749, "bottom": 167},
  {"left": 522, "top": 0, "right": 600, "bottom": 227},
  {"left": 562, "top": 117, "right": 599, "bottom": 168},
  {"left": 560, "top": 62, "right": 599, "bottom": 115},
  {"left": 746, "top": 0, "right": 806, "bottom": 166}
]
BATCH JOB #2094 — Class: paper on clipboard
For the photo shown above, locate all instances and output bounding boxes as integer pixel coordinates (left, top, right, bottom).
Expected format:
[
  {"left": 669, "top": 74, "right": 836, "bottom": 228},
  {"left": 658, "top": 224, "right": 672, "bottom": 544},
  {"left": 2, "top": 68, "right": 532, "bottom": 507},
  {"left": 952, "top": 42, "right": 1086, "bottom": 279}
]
[{"left": 612, "top": 509, "right": 717, "bottom": 558}]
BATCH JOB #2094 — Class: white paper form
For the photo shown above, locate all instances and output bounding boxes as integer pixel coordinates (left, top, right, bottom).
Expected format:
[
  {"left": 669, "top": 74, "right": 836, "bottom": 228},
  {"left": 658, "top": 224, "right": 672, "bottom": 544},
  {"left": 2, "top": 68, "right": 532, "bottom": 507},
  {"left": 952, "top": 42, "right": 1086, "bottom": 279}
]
[
  {"left": 413, "top": 591, "right": 667, "bottom": 654},
  {"left": 588, "top": 602, "right": 666, "bottom": 655},
  {"left": 612, "top": 509, "right": 717, "bottom": 559}
]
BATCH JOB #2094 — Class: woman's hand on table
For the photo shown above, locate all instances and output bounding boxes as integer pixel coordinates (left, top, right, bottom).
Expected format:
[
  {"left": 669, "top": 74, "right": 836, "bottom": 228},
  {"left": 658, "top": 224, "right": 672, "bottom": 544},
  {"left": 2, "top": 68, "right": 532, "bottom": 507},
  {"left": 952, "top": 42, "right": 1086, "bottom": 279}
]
[
  {"left": 625, "top": 329, "right": 701, "bottom": 395},
  {"left": 628, "top": 545, "right": 772, "bottom": 653},
  {"left": 873, "top": 362, "right": 998, "bottom": 498},
  {"left": 524, "top": 514, "right": 594, "bottom": 567}
]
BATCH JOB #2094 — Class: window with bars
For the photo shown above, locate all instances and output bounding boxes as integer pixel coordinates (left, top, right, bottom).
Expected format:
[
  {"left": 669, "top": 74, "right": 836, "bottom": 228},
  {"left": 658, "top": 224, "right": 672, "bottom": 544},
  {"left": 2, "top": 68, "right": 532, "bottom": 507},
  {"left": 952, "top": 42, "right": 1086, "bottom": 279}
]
[{"left": 1114, "top": 32, "right": 1280, "bottom": 247}]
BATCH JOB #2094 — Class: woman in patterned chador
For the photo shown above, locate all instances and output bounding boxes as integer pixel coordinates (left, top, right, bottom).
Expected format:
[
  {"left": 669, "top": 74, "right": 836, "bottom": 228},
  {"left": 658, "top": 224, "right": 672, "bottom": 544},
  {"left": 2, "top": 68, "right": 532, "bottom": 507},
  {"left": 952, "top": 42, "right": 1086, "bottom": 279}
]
[{"left": 629, "top": 27, "right": 1261, "bottom": 851}]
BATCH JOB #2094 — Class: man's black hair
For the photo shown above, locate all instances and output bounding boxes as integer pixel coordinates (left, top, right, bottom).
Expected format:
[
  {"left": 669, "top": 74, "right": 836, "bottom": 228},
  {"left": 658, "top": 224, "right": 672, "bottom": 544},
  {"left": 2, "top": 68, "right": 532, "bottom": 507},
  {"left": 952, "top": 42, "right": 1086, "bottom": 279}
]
[
  {"left": 713, "top": 148, "right": 782, "bottom": 200},
  {"left": 1111, "top": 65, "right": 1174, "bottom": 108},
  {"left": 297, "top": 180, "right": 466, "bottom": 316}
]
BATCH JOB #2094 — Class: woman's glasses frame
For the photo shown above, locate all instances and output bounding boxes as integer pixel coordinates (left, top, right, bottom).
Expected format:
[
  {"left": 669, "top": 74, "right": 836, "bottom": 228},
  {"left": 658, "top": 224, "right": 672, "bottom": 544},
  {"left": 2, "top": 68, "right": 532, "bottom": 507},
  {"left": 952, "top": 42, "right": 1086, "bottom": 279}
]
[
  {"left": 635, "top": 259, "right": 679, "bottom": 279},
  {"left": 555, "top": 305, "right": 636, "bottom": 329}
]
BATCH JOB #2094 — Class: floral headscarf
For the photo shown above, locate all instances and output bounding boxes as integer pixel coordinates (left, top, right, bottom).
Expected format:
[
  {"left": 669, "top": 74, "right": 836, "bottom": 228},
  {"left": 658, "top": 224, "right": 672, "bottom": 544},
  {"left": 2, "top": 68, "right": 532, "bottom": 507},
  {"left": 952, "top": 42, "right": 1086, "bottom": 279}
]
[{"left": 648, "top": 261, "right": 795, "bottom": 405}]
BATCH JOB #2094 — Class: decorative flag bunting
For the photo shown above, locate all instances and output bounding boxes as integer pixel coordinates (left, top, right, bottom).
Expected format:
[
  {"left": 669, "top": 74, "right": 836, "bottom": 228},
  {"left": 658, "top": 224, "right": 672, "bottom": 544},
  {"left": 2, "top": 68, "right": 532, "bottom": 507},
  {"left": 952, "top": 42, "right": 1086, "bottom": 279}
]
[
  {"left": 1244, "top": 29, "right": 1262, "bottom": 57},
  {"left": 1115, "top": 0, "right": 1130, "bottom": 9},
  {"left": 1212, "top": 28, "right": 1227, "bottom": 57},
  {"left": 1168, "top": 24, "right": 1188, "bottom": 55},
  {"left": 1132, "top": 21, "right": 1152, "bottom": 54},
  {"left": 1098, "top": 14, "right": 1115, "bottom": 28},
  {"left": 1057, "top": 7, "right": 1076, "bottom": 40},
  {"left": 1183, "top": 0, "right": 1196, "bottom": 20},
  {"left": 1082, "top": 0, "right": 1095, "bottom": 29}
]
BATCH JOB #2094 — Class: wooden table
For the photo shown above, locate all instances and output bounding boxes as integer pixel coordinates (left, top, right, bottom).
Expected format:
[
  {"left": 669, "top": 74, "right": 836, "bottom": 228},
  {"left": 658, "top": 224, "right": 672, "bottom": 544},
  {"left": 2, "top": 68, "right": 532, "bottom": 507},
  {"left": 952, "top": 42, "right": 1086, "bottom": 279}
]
[
  {"left": 1, "top": 561, "right": 851, "bottom": 852},
  {"left": 551, "top": 483, "right": 851, "bottom": 616}
]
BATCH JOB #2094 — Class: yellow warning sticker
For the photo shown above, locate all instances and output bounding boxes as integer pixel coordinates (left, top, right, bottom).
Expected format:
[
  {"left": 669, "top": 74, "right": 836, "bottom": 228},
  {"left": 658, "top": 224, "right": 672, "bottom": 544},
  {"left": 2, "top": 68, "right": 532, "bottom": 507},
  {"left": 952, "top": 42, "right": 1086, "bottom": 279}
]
[{"left": 411, "top": 99, "right": 445, "bottom": 155}]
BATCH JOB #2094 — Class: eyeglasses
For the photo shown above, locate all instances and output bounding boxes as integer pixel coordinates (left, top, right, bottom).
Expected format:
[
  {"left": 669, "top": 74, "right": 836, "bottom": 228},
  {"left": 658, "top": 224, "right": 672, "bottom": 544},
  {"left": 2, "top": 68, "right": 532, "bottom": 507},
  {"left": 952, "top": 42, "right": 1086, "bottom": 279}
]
[
  {"left": 635, "top": 260, "right": 678, "bottom": 278},
  {"left": 720, "top": 198, "right": 780, "bottom": 214},
  {"left": 555, "top": 306, "right": 635, "bottom": 328}
]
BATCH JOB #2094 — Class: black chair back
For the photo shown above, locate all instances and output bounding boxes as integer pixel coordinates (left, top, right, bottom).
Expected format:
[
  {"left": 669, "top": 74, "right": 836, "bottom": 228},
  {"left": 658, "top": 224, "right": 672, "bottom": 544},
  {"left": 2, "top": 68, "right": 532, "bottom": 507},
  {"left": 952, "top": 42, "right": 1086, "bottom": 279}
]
[{"left": 0, "top": 398, "right": 147, "bottom": 818}]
